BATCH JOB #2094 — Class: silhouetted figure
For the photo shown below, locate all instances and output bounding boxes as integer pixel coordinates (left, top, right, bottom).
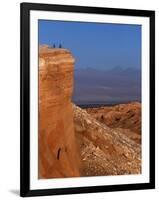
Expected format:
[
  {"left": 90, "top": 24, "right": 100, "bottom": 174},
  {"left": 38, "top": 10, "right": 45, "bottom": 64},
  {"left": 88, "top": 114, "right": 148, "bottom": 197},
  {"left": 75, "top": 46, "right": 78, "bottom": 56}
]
[
  {"left": 52, "top": 44, "right": 56, "bottom": 48},
  {"left": 59, "top": 44, "right": 62, "bottom": 48}
]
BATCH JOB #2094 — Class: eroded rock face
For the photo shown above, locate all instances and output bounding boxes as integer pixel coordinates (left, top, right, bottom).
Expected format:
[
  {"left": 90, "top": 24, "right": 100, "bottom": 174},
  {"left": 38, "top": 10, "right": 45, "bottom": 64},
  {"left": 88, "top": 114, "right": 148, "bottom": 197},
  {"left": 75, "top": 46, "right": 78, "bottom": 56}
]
[
  {"left": 38, "top": 46, "right": 141, "bottom": 178},
  {"left": 86, "top": 102, "right": 141, "bottom": 143},
  {"left": 73, "top": 104, "right": 141, "bottom": 176},
  {"left": 39, "top": 46, "right": 80, "bottom": 179}
]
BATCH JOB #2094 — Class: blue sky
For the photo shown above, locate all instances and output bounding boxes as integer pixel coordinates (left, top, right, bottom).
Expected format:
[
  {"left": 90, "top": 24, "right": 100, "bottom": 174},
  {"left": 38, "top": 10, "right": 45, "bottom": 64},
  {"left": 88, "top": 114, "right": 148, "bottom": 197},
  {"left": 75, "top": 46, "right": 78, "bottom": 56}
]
[
  {"left": 39, "top": 20, "right": 141, "bottom": 70},
  {"left": 39, "top": 20, "right": 141, "bottom": 104}
]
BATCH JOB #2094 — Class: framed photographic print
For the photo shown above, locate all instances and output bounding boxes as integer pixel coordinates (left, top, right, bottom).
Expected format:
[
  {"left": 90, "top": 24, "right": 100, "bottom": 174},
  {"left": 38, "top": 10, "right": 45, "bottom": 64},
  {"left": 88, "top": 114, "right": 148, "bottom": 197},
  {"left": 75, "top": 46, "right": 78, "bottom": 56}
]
[{"left": 20, "top": 2, "right": 155, "bottom": 197}]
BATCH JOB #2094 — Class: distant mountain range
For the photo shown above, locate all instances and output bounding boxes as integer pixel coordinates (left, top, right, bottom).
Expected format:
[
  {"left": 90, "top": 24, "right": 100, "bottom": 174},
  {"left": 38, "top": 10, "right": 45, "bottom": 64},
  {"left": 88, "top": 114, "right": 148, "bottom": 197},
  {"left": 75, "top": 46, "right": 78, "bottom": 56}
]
[{"left": 72, "top": 67, "right": 141, "bottom": 105}]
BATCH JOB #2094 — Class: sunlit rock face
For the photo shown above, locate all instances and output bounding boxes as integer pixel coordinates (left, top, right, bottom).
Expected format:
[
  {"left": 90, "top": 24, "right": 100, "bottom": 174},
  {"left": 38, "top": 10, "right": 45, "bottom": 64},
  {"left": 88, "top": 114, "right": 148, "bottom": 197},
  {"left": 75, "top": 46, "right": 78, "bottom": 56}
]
[
  {"left": 38, "top": 46, "right": 80, "bottom": 179},
  {"left": 38, "top": 46, "right": 141, "bottom": 179}
]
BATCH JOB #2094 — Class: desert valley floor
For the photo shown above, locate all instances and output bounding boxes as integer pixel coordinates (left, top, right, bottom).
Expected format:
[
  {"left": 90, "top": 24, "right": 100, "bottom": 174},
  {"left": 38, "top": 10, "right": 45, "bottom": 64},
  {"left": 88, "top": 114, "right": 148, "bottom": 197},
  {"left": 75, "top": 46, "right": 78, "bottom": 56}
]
[{"left": 74, "top": 102, "right": 141, "bottom": 176}]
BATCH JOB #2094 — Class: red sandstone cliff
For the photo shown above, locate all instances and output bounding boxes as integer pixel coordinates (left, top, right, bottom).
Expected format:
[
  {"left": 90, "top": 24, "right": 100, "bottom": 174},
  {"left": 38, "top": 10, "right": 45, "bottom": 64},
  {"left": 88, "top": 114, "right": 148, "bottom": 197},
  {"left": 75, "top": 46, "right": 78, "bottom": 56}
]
[
  {"left": 39, "top": 46, "right": 80, "bottom": 179},
  {"left": 38, "top": 46, "right": 141, "bottom": 178}
]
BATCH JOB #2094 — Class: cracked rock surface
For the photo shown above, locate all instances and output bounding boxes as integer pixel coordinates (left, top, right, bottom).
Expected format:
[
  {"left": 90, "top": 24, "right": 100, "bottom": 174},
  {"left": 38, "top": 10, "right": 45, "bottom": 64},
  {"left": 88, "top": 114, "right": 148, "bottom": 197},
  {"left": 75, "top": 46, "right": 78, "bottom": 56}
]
[{"left": 73, "top": 104, "right": 141, "bottom": 176}]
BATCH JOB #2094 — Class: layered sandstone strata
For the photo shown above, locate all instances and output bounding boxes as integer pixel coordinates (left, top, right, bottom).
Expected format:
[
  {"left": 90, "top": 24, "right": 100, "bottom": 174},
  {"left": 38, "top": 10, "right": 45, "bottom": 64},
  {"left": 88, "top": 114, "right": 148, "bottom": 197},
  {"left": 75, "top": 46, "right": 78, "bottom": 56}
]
[
  {"left": 38, "top": 46, "right": 80, "bottom": 178},
  {"left": 38, "top": 45, "right": 141, "bottom": 178}
]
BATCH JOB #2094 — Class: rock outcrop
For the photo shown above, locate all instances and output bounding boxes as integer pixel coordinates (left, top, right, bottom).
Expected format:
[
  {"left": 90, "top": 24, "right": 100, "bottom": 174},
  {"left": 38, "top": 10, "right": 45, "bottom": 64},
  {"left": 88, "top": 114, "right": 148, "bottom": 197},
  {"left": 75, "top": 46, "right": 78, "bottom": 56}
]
[
  {"left": 38, "top": 45, "right": 141, "bottom": 179},
  {"left": 73, "top": 105, "right": 141, "bottom": 176},
  {"left": 86, "top": 102, "right": 141, "bottom": 143},
  {"left": 38, "top": 46, "right": 80, "bottom": 178}
]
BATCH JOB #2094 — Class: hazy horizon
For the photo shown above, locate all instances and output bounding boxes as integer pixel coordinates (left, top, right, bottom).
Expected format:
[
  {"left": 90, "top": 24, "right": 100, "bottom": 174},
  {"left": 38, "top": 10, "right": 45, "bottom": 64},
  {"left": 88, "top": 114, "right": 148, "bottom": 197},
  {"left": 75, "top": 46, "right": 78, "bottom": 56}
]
[{"left": 39, "top": 20, "right": 141, "bottom": 104}]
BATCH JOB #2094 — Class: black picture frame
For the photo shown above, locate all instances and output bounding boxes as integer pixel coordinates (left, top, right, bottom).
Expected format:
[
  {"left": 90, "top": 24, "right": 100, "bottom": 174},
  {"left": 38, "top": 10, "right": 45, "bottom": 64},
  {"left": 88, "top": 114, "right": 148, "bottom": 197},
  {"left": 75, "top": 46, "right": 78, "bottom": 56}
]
[{"left": 20, "top": 2, "right": 155, "bottom": 197}]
